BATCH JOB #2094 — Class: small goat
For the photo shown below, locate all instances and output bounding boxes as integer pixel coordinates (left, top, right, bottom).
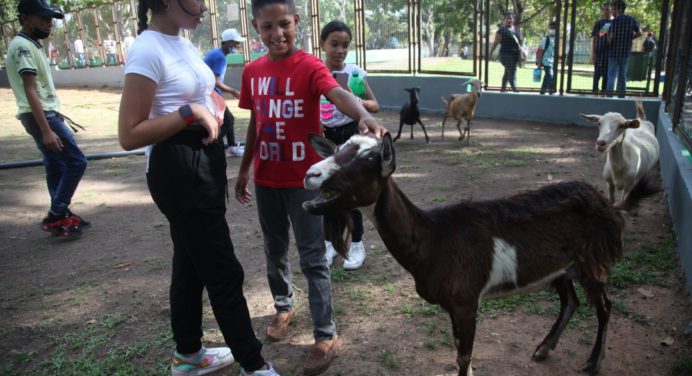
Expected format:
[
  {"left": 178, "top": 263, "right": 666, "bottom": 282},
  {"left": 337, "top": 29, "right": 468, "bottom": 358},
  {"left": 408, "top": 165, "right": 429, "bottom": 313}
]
[
  {"left": 580, "top": 100, "right": 660, "bottom": 203},
  {"left": 393, "top": 87, "right": 430, "bottom": 144},
  {"left": 304, "top": 133, "right": 658, "bottom": 376},
  {"left": 441, "top": 80, "right": 483, "bottom": 144}
]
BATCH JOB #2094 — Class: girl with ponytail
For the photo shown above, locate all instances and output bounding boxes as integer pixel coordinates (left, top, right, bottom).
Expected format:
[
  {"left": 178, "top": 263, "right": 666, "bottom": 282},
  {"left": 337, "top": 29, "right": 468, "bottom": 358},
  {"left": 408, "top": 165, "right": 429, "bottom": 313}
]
[{"left": 118, "top": 0, "right": 279, "bottom": 374}]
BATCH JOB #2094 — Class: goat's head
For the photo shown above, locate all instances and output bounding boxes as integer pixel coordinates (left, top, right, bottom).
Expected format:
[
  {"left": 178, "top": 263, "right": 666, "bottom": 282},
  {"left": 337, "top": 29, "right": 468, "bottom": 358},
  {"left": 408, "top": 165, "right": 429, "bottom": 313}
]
[
  {"left": 468, "top": 80, "right": 483, "bottom": 97},
  {"left": 404, "top": 87, "right": 420, "bottom": 104},
  {"left": 304, "top": 133, "right": 395, "bottom": 215},
  {"left": 304, "top": 133, "right": 395, "bottom": 257},
  {"left": 580, "top": 112, "right": 640, "bottom": 154}
]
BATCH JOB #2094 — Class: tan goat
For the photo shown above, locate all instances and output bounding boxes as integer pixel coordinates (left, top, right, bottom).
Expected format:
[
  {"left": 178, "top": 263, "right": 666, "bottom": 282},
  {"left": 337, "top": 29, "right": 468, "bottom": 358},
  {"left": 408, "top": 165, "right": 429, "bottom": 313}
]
[{"left": 441, "top": 80, "right": 483, "bottom": 145}]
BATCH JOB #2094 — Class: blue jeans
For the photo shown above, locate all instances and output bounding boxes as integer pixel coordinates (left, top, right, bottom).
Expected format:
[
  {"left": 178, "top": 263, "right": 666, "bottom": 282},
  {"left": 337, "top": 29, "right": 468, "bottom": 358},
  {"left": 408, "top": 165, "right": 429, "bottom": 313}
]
[
  {"left": 540, "top": 65, "right": 554, "bottom": 94},
  {"left": 606, "top": 56, "right": 629, "bottom": 97},
  {"left": 255, "top": 185, "right": 336, "bottom": 341},
  {"left": 20, "top": 111, "right": 87, "bottom": 215}
]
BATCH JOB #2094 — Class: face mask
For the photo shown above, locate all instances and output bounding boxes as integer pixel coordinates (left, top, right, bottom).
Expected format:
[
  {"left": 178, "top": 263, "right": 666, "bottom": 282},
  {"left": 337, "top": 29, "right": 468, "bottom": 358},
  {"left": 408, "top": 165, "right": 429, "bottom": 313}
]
[
  {"left": 31, "top": 27, "right": 50, "bottom": 40},
  {"left": 548, "top": 29, "right": 555, "bottom": 36}
]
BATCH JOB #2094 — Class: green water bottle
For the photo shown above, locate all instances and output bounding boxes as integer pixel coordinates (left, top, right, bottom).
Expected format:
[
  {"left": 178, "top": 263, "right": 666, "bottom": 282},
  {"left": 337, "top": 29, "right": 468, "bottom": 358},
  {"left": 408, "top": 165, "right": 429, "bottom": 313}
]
[{"left": 348, "top": 71, "right": 367, "bottom": 99}]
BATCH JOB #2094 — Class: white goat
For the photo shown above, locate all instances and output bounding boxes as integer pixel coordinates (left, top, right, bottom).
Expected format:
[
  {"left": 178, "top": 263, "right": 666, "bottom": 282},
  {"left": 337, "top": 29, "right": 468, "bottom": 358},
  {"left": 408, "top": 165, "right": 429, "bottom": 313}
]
[
  {"left": 580, "top": 101, "right": 659, "bottom": 203},
  {"left": 441, "top": 80, "right": 483, "bottom": 144}
]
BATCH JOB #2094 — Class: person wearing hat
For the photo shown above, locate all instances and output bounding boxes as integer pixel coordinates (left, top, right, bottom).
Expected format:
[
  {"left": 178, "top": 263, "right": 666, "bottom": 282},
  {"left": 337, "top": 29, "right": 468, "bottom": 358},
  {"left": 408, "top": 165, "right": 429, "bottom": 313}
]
[
  {"left": 5, "top": 0, "right": 90, "bottom": 239},
  {"left": 204, "top": 28, "right": 245, "bottom": 157}
]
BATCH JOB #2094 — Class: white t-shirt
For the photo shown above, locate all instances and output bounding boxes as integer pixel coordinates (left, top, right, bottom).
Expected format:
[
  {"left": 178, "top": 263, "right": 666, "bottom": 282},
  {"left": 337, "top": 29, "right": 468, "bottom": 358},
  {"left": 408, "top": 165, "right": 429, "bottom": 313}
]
[
  {"left": 320, "top": 64, "right": 367, "bottom": 128},
  {"left": 74, "top": 39, "right": 84, "bottom": 53},
  {"left": 103, "top": 39, "right": 117, "bottom": 54},
  {"left": 124, "top": 30, "right": 217, "bottom": 169},
  {"left": 124, "top": 30, "right": 216, "bottom": 121}
]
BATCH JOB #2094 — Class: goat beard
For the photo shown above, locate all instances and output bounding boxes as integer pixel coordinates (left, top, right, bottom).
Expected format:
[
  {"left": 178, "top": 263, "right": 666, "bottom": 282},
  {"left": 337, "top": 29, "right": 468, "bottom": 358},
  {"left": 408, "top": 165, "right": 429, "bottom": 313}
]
[{"left": 323, "top": 210, "right": 352, "bottom": 259}]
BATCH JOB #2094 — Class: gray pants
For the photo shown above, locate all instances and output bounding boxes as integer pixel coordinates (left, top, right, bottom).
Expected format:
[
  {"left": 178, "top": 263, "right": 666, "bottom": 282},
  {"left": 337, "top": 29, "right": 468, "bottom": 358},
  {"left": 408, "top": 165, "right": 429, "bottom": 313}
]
[{"left": 255, "top": 185, "right": 336, "bottom": 340}]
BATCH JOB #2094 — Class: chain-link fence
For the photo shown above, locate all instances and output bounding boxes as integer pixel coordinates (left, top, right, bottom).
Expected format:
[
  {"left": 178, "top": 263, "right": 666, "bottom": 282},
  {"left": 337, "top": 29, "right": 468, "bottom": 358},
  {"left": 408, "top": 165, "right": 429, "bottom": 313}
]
[
  {"left": 663, "top": 0, "right": 692, "bottom": 154},
  {"left": 0, "top": 0, "right": 669, "bottom": 99}
]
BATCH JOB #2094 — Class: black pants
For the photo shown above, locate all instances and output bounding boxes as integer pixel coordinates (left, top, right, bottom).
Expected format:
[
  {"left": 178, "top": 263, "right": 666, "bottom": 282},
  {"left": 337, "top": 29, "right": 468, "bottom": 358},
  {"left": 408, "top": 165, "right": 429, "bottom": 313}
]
[
  {"left": 323, "top": 122, "right": 364, "bottom": 242},
  {"left": 593, "top": 54, "right": 609, "bottom": 94},
  {"left": 146, "top": 130, "right": 264, "bottom": 371},
  {"left": 222, "top": 107, "right": 236, "bottom": 147}
]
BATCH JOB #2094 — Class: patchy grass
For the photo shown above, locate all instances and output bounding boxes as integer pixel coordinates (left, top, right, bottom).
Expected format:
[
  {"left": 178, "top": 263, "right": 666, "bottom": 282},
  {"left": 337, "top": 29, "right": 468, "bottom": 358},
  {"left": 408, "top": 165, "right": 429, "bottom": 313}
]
[
  {"left": 610, "top": 234, "right": 677, "bottom": 289},
  {"left": 670, "top": 355, "right": 692, "bottom": 376},
  {"left": 3, "top": 314, "right": 172, "bottom": 376}
]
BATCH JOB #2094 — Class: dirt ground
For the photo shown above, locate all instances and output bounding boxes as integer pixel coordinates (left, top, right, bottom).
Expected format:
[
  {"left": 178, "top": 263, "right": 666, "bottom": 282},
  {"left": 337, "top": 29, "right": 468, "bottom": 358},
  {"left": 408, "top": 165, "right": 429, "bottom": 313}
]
[{"left": 1, "top": 89, "right": 691, "bottom": 376}]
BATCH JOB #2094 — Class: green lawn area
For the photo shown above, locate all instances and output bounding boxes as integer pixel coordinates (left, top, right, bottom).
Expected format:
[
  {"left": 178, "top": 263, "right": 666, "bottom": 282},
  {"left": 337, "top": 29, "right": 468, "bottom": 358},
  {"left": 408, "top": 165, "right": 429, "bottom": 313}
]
[{"left": 417, "top": 57, "right": 662, "bottom": 92}]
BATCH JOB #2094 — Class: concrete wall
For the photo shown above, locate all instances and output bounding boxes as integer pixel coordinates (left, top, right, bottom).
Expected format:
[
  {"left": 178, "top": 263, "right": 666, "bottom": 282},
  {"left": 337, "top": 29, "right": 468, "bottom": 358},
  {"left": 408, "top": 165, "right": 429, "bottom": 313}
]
[{"left": 657, "top": 104, "right": 692, "bottom": 293}]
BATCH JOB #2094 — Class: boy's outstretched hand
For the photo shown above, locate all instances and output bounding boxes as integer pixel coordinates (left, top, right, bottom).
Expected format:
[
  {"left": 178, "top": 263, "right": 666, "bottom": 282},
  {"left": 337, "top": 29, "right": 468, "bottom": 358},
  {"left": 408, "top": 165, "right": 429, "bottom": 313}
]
[{"left": 359, "top": 116, "right": 388, "bottom": 138}]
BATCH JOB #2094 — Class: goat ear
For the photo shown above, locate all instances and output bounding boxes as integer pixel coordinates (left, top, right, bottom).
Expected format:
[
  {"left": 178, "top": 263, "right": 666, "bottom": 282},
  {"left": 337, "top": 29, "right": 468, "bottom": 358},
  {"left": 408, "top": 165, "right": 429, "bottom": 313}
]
[
  {"left": 624, "top": 119, "right": 640, "bottom": 129},
  {"left": 579, "top": 114, "right": 601, "bottom": 123},
  {"left": 380, "top": 133, "right": 396, "bottom": 178},
  {"left": 309, "top": 133, "right": 338, "bottom": 159}
]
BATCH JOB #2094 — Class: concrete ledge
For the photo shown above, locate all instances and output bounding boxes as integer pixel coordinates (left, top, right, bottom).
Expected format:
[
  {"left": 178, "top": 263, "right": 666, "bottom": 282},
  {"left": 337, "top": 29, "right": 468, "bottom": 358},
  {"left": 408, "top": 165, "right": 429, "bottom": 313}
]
[{"left": 657, "top": 103, "right": 692, "bottom": 293}]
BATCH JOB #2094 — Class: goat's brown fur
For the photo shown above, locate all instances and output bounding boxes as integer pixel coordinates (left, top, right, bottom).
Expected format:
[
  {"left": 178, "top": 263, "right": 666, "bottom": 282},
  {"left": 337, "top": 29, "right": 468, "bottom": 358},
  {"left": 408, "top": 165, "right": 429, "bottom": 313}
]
[
  {"left": 304, "top": 134, "right": 659, "bottom": 376},
  {"left": 441, "top": 80, "right": 482, "bottom": 145}
]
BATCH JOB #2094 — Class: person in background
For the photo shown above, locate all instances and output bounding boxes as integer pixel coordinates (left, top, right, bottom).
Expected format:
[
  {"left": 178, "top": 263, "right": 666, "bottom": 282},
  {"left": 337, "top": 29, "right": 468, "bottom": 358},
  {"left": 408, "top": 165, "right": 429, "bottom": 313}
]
[
  {"left": 591, "top": 2, "right": 613, "bottom": 96},
  {"left": 319, "top": 20, "right": 380, "bottom": 271},
  {"left": 490, "top": 12, "right": 522, "bottom": 92},
  {"left": 5, "top": 0, "right": 90, "bottom": 239},
  {"left": 606, "top": 0, "right": 641, "bottom": 98},
  {"left": 103, "top": 34, "right": 117, "bottom": 65},
  {"left": 204, "top": 28, "right": 245, "bottom": 157},
  {"left": 642, "top": 31, "right": 656, "bottom": 54},
  {"left": 234, "top": 0, "right": 386, "bottom": 374},
  {"left": 118, "top": 0, "right": 279, "bottom": 373},
  {"left": 537, "top": 20, "right": 556, "bottom": 95},
  {"left": 73, "top": 37, "right": 85, "bottom": 63}
]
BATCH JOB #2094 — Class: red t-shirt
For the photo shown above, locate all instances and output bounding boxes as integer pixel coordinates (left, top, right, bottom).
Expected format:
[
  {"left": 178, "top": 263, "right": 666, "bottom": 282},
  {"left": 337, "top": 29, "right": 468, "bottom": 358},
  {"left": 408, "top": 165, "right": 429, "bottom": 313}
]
[{"left": 239, "top": 50, "right": 339, "bottom": 188}]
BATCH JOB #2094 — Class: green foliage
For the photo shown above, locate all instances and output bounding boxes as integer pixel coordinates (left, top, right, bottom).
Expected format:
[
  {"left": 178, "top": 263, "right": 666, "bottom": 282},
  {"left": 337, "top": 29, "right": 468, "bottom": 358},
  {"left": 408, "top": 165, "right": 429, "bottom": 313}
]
[{"left": 670, "top": 355, "right": 692, "bottom": 376}]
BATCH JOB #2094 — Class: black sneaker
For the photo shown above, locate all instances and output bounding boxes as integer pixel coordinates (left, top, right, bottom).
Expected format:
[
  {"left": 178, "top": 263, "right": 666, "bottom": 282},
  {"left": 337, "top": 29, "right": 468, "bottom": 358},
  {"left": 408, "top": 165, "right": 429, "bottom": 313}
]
[{"left": 66, "top": 209, "right": 91, "bottom": 229}]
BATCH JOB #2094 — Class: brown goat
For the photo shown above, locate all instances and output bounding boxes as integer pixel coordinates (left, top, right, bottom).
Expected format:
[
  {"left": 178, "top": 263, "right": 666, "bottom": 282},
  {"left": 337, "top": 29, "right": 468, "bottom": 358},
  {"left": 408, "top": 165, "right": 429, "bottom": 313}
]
[
  {"left": 303, "top": 133, "right": 659, "bottom": 376},
  {"left": 441, "top": 80, "right": 483, "bottom": 145}
]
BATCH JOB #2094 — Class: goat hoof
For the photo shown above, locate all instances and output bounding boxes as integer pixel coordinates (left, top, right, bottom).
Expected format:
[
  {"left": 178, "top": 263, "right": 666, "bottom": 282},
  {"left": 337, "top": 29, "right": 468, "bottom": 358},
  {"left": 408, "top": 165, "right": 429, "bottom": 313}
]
[
  {"left": 581, "top": 361, "right": 600, "bottom": 375},
  {"left": 531, "top": 347, "right": 550, "bottom": 362}
]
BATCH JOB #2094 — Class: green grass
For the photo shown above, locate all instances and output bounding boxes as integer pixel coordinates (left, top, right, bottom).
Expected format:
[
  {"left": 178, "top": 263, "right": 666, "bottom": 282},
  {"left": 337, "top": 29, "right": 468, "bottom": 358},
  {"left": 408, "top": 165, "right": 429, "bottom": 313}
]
[
  {"left": 610, "top": 234, "right": 677, "bottom": 289},
  {"left": 417, "top": 58, "right": 662, "bottom": 92},
  {"left": 378, "top": 349, "right": 401, "bottom": 370},
  {"left": 670, "top": 355, "right": 692, "bottom": 376},
  {"left": 2, "top": 314, "right": 173, "bottom": 375}
]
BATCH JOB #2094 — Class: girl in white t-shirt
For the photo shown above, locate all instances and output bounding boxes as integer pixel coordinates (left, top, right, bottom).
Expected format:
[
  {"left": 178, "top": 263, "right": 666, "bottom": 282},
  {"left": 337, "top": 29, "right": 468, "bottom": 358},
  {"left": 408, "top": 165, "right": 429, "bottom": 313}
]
[
  {"left": 319, "top": 21, "right": 380, "bottom": 271},
  {"left": 117, "top": 0, "right": 277, "bottom": 375}
]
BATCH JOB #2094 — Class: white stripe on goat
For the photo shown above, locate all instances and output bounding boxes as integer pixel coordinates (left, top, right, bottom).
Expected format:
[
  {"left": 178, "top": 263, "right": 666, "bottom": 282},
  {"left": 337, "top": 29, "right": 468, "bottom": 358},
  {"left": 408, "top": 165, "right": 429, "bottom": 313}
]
[{"left": 481, "top": 238, "right": 518, "bottom": 298}]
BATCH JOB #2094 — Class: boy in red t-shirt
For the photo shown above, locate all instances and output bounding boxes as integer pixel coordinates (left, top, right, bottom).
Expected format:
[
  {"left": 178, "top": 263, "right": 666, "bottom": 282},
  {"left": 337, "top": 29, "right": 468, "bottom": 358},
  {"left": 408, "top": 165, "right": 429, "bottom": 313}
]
[{"left": 235, "top": 0, "right": 386, "bottom": 375}]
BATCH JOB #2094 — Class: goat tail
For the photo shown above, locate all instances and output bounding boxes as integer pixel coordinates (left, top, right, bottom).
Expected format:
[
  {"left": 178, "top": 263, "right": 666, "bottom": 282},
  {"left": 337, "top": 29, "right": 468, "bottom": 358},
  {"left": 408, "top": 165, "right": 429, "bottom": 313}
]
[
  {"left": 614, "top": 169, "right": 661, "bottom": 212},
  {"left": 441, "top": 96, "right": 449, "bottom": 108},
  {"left": 635, "top": 100, "right": 647, "bottom": 120}
]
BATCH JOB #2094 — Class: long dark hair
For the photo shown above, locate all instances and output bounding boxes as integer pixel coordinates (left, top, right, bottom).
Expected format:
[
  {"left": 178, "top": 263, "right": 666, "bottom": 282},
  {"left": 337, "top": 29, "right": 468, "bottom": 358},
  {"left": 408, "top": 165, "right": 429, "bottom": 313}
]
[
  {"left": 137, "top": 0, "right": 168, "bottom": 35},
  {"left": 320, "top": 20, "right": 352, "bottom": 42}
]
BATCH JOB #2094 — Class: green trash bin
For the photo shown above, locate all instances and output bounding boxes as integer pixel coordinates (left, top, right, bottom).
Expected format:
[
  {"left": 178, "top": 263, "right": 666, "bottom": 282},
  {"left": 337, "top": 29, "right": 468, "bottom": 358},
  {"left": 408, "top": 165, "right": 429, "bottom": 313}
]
[{"left": 627, "top": 51, "right": 648, "bottom": 81}]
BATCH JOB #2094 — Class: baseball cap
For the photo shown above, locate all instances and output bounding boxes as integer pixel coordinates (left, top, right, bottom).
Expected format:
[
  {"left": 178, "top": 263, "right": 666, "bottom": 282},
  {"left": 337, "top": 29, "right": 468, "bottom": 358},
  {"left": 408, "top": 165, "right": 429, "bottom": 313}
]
[
  {"left": 18, "top": 0, "right": 64, "bottom": 19},
  {"left": 221, "top": 29, "right": 244, "bottom": 43}
]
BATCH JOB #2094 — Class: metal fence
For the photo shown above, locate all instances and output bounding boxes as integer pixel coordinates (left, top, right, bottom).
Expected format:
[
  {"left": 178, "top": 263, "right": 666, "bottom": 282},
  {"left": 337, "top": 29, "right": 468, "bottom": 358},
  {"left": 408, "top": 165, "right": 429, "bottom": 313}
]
[
  {"left": 662, "top": 0, "right": 692, "bottom": 154},
  {"left": 0, "top": 0, "right": 669, "bottom": 99}
]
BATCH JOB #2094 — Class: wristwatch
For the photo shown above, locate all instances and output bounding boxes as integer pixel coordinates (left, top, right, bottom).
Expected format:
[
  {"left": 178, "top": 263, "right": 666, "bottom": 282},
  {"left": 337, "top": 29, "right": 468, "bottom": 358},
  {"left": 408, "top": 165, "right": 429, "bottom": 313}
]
[{"left": 178, "top": 104, "right": 195, "bottom": 126}]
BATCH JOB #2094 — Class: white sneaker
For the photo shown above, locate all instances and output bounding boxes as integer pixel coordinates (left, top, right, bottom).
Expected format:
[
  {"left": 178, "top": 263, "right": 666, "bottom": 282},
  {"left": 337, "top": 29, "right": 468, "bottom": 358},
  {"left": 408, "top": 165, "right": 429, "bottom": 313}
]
[
  {"left": 241, "top": 362, "right": 281, "bottom": 375},
  {"left": 343, "top": 241, "right": 366, "bottom": 270},
  {"left": 324, "top": 241, "right": 337, "bottom": 266},
  {"left": 230, "top": 144, "right": 245, "bottom": 157},
  {"left": 171, "top": 346, "right": 234, "bottom": 375}
]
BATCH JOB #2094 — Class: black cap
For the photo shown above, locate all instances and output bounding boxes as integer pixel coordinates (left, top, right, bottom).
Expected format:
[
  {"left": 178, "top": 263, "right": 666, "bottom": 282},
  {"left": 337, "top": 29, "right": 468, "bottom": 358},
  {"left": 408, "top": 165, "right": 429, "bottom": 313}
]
[{"left": 18, "top": 0, "right": 64, "bottom": 19}]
